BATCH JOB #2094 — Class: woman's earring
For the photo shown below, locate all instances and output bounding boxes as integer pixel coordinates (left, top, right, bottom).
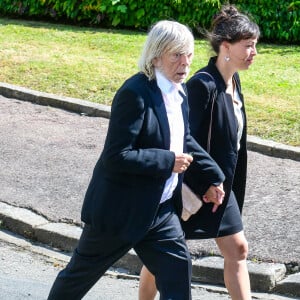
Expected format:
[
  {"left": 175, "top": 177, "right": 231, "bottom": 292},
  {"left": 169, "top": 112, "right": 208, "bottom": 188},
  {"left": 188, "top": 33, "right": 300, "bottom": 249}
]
[{"left": 224, "top": 56, "right": 230, "bottom": 62}]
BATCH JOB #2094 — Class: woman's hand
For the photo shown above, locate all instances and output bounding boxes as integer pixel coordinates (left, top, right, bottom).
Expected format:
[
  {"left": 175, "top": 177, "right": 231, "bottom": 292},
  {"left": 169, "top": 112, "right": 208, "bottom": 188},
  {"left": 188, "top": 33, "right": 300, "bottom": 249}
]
[{"left": 202, "top": 184, "right": 225, "bottom": 213}]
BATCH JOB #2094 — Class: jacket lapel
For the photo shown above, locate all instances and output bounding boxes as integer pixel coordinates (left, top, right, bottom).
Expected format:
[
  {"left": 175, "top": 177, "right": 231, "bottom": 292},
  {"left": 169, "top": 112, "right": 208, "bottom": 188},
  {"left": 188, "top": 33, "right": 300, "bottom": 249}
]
[
  {"left": 180, "top": 89, "right": 189, "bottom": 152},
  {"left": 149, "top": 81, "right": 170, "bottom": 149}
]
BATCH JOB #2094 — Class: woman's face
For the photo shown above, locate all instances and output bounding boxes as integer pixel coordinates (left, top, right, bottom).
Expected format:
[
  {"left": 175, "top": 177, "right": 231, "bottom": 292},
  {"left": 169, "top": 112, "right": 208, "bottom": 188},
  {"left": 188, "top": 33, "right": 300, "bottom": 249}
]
[
  {"left": 227, "top": 38, "right": 258, "bottom": 70},
  {"left": 153, "top": 48, "right": 194, "bottom": 83}
]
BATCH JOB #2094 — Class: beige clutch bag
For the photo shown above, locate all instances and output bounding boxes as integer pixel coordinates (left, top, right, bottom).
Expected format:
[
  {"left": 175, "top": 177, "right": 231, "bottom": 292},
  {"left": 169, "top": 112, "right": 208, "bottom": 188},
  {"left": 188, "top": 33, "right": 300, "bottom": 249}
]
[{"left": 181, "top": 183, "right": 203, "bottom": 221}]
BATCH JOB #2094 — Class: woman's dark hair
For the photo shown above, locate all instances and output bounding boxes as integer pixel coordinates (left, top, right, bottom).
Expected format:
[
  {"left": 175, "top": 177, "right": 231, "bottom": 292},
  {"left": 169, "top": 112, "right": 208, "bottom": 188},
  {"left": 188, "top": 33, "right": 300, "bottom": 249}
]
[{"left": 209, "top": 5, "right": 260, "bottom": 54}]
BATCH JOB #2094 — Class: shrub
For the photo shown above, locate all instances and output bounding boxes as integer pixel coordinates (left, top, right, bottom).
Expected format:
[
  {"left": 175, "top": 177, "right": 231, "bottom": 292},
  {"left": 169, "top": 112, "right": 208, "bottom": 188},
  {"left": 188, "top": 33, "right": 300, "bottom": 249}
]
[
  {"left": 233, "top": 0, "right": 300, "bottom": 43},
  {"left": 0, "top": 0, "right": 299, "bottom": 43}
]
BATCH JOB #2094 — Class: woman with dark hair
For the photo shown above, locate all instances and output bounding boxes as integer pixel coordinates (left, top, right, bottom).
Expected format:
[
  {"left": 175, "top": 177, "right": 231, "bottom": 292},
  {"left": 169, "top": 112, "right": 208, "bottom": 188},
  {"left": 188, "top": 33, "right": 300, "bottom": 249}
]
[{"left": 139, "top": 5, "right": 260, "bottom": 300}]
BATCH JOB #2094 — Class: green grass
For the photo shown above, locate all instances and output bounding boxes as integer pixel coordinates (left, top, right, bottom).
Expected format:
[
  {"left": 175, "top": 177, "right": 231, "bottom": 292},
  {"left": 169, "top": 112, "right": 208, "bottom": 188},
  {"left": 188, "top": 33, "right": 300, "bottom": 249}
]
[{"left": 0, "top": 18, "right": 299, "bottom": 146}]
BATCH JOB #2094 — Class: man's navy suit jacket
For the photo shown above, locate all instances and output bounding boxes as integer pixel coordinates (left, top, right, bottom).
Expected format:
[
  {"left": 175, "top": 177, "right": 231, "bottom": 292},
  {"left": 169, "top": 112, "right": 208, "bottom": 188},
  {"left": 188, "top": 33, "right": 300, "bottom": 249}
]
[{"left": 81, "top": 72, "right": 225, "bottom": 244}]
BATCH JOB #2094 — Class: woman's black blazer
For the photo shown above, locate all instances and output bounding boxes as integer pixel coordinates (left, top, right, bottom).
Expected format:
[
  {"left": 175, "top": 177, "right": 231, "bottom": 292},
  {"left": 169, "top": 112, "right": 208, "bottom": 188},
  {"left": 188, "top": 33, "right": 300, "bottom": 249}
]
[
  {"left": 186, "top": 57, "right": 247, "bottom": 214},
  {"left": 181, "top": 57, "right": 247, "bottom": 238}
]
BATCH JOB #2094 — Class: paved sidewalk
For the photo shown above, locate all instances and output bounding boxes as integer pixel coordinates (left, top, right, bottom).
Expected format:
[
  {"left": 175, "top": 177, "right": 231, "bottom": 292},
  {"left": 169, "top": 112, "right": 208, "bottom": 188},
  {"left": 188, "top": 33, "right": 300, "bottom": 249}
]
[{"left": 0, "top": 82, "right": 299, "bottom": 298}]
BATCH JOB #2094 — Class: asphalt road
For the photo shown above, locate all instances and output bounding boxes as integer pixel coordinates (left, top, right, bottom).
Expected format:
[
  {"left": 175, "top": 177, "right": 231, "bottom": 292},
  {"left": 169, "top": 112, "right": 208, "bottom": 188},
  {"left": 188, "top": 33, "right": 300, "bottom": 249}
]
[
  {"left": 0, "top": 229, "right": 295, "bottom": 300},
  {"left": 0, "top": 231, "right": 153, "bottom": 300},
  {"left": 0, "top": 94, "right": 299, "bottom": 266}
]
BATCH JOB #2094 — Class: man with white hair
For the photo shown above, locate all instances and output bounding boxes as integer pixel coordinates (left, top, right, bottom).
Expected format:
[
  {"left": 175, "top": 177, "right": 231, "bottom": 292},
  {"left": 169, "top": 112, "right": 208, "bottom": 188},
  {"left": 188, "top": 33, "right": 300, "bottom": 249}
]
[{"left": 48, "top": 20, "right": 225, "bottom": 300}]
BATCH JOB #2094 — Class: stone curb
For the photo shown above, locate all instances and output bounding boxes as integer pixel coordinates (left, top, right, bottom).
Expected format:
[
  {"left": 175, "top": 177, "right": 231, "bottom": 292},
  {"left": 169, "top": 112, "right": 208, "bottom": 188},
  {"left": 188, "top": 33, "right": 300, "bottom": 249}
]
[
  {"left": 0, "top": 202, "right": 299, "bottom": 298},
  {"left": 1, "top": 82, "right": 299, "bottom": 161},
  {"left": 1, "top": 82, "right": 300, "bottom": 298},
  {"left": 0, "top": 82, "right": 111, "bottom": 119},
  {"left": 247, "top": 135, "right": 300, "bottom": 162}
]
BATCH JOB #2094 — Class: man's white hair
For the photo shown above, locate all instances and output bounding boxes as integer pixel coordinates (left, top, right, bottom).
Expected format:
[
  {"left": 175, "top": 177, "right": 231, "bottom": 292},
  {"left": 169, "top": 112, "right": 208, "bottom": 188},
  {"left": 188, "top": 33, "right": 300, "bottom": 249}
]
[{"left": 138, "top": 20, "right": 194, "bottom": 80}]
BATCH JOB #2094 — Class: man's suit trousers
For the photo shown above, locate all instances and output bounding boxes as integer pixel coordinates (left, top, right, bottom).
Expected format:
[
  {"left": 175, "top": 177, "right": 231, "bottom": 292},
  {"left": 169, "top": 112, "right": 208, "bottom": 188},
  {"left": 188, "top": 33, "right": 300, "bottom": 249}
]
[{"left": 47, "top": 199, "right": 192, "bottom": 300}]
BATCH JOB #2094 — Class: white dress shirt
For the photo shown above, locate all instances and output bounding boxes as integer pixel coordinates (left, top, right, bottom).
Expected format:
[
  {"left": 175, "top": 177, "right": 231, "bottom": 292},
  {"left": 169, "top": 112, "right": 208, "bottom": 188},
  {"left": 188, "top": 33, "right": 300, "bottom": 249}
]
[{"left": 155, "top": 70, "right": 185, "bottom": 203}]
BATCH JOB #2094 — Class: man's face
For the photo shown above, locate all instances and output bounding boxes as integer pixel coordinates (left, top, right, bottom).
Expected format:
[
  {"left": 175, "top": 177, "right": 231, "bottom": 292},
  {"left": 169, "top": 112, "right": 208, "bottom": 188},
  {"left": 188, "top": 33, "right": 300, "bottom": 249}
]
[{"left": 153, "top": 48, "right": 194, "bottom": 83}]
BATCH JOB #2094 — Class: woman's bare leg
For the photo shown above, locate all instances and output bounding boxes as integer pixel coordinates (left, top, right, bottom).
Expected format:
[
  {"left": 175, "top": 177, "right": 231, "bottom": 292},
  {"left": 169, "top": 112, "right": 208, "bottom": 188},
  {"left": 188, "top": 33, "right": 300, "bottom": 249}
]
[
  {"left": 215, "top": 231, "right": 251, "bottom": 300},
  {"left": 139, "top": 231, "right": 251, "bottom": 300},
  {"left": 139, "top": 265, "right": 157, "bottom": 300}
]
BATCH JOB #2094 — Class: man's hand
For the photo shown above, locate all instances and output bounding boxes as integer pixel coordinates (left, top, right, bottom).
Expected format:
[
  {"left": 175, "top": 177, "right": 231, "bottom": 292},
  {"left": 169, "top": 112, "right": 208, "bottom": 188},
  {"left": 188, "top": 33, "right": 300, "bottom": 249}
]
[
  {"left": 173, "top": 153, "right": 193, "bottom": 173},
  {"left": 202, "top": 184, "right": 225, "bottom": 213}
]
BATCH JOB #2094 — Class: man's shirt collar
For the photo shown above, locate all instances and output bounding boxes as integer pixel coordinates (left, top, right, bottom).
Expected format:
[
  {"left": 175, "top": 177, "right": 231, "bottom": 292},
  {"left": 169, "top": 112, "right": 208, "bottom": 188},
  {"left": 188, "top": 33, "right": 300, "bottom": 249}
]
[{"left": 155, "top": 69, "right": 185, "bottom": 97}]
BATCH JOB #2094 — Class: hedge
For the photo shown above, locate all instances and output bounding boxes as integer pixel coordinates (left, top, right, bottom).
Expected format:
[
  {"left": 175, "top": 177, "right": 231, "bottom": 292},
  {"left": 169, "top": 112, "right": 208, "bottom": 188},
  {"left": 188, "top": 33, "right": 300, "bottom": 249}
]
[
  {"left": 234, "top": 0, "right": 300, "bottom": 43},
  {"left": 0, "top": 0, "right": 299, "bottom": 44}
]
